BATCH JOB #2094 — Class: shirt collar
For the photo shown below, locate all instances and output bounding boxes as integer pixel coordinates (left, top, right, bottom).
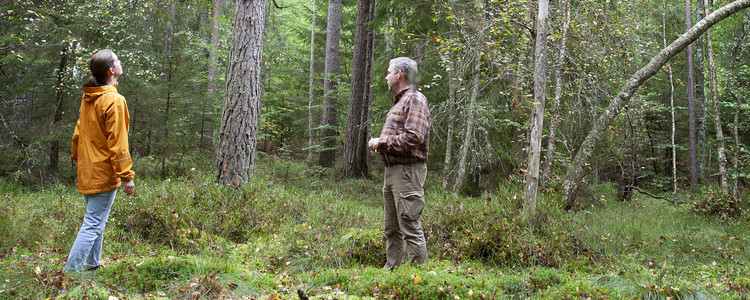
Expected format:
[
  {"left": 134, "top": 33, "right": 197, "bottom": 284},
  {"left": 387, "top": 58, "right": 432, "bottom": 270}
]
[{"left": 393, "top": 86, "right": 412, "bottom": 104}]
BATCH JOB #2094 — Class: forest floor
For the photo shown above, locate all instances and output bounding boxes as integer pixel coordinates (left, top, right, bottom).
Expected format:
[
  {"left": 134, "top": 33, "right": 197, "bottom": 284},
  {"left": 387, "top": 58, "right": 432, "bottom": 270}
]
[{"left": 1, "top": 157, "right": 748, "bottom": 299}]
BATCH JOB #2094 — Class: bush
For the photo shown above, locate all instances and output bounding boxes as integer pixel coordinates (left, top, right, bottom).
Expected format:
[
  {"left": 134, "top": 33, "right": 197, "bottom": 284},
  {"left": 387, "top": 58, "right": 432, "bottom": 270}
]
[{"left": 692, "top": 187, "right": 747, "bottom": 221}]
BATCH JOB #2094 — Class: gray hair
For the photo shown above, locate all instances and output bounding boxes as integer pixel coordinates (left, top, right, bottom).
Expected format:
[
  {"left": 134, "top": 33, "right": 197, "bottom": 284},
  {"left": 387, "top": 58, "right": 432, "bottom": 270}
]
[{"left": 389, "top": 57, "right": 418, "bottom": 84}]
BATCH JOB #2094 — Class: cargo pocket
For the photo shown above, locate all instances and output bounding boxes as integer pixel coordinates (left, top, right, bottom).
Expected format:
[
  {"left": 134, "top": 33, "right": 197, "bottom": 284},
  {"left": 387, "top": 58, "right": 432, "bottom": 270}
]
[{"left": 398, "top": 191, "right": 425, "bottom": 221}]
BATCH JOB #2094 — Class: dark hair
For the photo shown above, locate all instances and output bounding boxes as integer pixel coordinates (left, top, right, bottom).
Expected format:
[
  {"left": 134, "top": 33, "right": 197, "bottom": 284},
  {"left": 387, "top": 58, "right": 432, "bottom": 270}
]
[{"left": 85, "top": 49, "right": 116, "bottom": 86}]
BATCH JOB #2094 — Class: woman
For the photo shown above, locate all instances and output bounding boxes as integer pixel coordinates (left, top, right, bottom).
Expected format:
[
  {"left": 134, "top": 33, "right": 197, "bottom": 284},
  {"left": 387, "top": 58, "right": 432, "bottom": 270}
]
[{"left": 65, "top": 49, "right": 136, "bottom": 272}]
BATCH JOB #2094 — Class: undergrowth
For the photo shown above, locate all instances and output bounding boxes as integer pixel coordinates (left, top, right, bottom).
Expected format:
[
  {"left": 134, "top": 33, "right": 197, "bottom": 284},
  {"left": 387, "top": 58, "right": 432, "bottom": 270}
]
[{"left": 0, "top": 157, "right": 747, "bottom": 299}]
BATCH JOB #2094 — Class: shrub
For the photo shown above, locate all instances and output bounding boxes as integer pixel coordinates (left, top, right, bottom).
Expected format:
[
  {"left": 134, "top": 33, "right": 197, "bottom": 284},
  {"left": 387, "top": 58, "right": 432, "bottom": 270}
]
[{"left": 692, "top": 187, "right": 747, "bottom": 221}]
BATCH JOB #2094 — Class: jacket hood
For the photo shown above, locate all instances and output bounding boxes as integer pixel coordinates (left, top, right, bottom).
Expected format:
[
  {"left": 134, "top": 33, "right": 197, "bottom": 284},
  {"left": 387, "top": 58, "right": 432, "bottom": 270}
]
[{"left": 81, "top": 83, "right": 119, "bottom": 102}]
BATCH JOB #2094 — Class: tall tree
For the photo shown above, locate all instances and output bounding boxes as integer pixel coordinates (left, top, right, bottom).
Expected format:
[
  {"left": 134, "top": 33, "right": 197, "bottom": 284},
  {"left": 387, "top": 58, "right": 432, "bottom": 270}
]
[
  {"left": 663, "top": 0, "right": 678, "bottom": 197},
  {"left": 215, "top": 0, "right": 269, "bottom": 185},
  {"left": 541, "top": 0, "right": 571, "bottom": 188},
  {"left": 441, "top": 54, "right": 458, "bottom": 190},
  {"left": 344, "top": 0, "right": 375, "bottom": 178},
  {"left": 454, "top": 48, "right": 481, "bottom": 191},
  {"left": 704, "top": 0, "right": 730, "bottom": 194},
  {"left": 307, "top": 0, "right": 317, "bottom": 160},
  {"left": 319, "top": 0, "right": 343, "bottom": 167},
  {"left": 686, "top": 0, "right": 698, "bottom": 188},
  {"left": 562, "top": 0, "right": 750, "bottom": 208},
  {"left": 523, "top": 0, "right": 549, "bottom": 220},
  {"left": 696, "top": 0, "right": 708, "bottom": 177}
]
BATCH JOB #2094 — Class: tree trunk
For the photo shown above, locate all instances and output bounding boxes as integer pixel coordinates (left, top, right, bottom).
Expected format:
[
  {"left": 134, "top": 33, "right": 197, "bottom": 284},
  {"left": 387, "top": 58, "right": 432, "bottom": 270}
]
[
  {"left": 454, "top": 50, "right": 480, "bottom": 191},
  {"left": 541, "top": 0, "right": 570, "bottom": 188},
  {"left": 307, "top": 0, "right": 317, "bottom": 160},
  {"left": 344, "top": 0, "right": 375, "bottom": 178},
  {"left": 696, "top": 0, "right": 708, "bottom": 179},
  {"left": 686, "top": 0, "right": 699, "bottom": 189},
  {"left": 441, "top": 59, "right": 457, "bottom": 190},
  {"left": 704, "top": 0, "right": 730, "bottom": 195},
  {"left": 663, "top": 0, "right": 678, "bottom": 197},
  {"left": 319, "top": 0, "right": 342, "bottom": 167},
  {"left": 562, "top": 0, "right": 750, "bottom": 209},
  {"left": 202, "top": 0, "right": 222, "bottom": 152},
  {"left": 215, "top": 0, "right": 268, "bottom": 185},
  {"left": 49, "top": 45, "right": 69, "bottom": 172},
  {"left": 523, "top": 0, "right": 549, "bottom": 220}
]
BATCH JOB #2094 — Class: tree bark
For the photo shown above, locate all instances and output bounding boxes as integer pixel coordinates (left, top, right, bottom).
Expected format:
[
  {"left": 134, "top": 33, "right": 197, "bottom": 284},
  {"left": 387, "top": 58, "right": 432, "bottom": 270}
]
[
  {"left": 49, "top": 45, "right": 69, "bottom": 172},
  {"left": 216, "top": 0, "right": 268, "bottom": 185},
  {"left": 202, "top": 0, "right": 222, "bottom": 152},
  {"left": 344, "top": 0, "right": 375, "bottom": 178},
  {"left": 686, "top": 0, "right": 698, "bottom": 189},
  {"left": 307, "top": 0, "right": 317, "bottom": 160},
  {"left": 454, "top": 50, "right": 480, "bottom": 191},
  {"left": 441, "top": 58, "right": 457, "bottom": 190},
  {"left": 663, "top": 0, "right": 678, "bottom": 197},
  {"left": 541, "top": 0, "right": 570, "bottom": 188},
  {"left": 562, "top": 0, "right": 750, "bottom": 209},
  {"left": 523, "top": 0, "right": 549, "bottom": 220},
  {"left": 696, "top": 0, "right": 708, "bottom": 178},
  {"left": 319, "top": 0, "right": 342, "bottom": 167},
  {"left": 704, "top": 0, "right": 730, "bottom": 195}
]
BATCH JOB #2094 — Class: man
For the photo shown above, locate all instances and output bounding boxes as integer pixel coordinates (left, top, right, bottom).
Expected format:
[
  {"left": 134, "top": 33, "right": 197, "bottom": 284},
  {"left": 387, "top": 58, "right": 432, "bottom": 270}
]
[
  {"left": 369, "top": 57, "right": 430, "bottom": 270},
  {"left": 65, "top": 50, "right": 135, "bottom": 272}
]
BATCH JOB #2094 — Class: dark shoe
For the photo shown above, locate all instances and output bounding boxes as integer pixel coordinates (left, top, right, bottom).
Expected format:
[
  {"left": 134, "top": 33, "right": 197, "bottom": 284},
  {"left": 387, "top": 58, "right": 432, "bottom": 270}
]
[{"left": 85, "top": 265, "right": 101, "bottom": 271}]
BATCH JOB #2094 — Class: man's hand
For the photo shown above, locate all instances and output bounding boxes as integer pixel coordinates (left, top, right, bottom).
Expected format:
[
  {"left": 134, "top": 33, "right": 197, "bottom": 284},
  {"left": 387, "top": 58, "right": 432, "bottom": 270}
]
[
  {"left": 122, "top": 179, "right": 135, "bottom": 195},
  {"left": 368, "top": 137, "right": 384, "bottom": 151}
]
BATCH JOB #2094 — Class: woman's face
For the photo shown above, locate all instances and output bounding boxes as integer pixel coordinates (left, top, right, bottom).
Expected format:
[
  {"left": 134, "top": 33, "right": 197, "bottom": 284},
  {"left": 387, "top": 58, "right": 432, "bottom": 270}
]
[{"left": 111, "top": 53, "right": 123, "bottom": 79}]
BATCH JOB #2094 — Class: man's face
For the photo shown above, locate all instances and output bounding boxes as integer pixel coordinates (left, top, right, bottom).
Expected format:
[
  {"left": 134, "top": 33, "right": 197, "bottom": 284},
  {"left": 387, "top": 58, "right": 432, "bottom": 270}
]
[{"left": 385, "top": 65, "right": 400, "bottom": 92}]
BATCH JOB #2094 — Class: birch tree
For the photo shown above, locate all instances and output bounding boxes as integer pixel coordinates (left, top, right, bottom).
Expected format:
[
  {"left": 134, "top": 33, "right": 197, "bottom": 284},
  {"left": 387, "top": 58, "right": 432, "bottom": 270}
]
[
  {"left": 562, "top": 0, "right": 750, "bottom": 208},
  {"left": 523, "top": 0, "right": 549, "bottom": 220},
  {"left": 704, "top": 0, "right": 730, "bottom": 194}
]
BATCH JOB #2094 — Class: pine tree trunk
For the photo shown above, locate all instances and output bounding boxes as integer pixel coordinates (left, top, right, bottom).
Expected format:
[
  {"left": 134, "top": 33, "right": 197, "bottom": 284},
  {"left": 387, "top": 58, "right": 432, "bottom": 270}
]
[
  {"left": 49, "top": 45, "right": 69, "bottom": 172},
  {"left": 307, "top": 0, "right": 317, "bottom": 160},
  {"left": 319, "top": 0, "right": 342, "bottom": 167},
  {"left": 216, "top": 0, "right": 268, "bottom": 185},
  {"left": 704, "top": 0, "right": 730, "bottom": 194},
  {"left": 523, "top": 0, "right": 549, "bottom": 220},
  {"left": 562, "top": 0, "right": 750, "bottom": 209},
  {"left": 344, "top": 0, "right": 375, "bottom": 178},
  {"left": 541, "top": 0, "right": 570, "bottom": 188}
]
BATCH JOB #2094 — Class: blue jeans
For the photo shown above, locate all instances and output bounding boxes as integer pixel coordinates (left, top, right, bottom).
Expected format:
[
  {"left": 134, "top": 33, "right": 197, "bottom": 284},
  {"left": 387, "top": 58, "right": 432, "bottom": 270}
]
[{"left": 64, "top": 189, "right": 117, "bottom": 272}]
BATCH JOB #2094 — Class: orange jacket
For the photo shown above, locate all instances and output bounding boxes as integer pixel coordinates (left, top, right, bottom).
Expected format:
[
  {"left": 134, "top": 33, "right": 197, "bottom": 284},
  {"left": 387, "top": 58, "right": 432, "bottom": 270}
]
[{"left": 71, "top": 83, "right": 135, "bottom": 194}]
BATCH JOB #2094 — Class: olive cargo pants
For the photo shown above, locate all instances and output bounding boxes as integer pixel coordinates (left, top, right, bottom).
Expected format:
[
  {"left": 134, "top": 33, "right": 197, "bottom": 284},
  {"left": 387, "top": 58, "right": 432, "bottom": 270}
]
[{"left": 382, "top": 161, "right": 427, "bottom": 270}]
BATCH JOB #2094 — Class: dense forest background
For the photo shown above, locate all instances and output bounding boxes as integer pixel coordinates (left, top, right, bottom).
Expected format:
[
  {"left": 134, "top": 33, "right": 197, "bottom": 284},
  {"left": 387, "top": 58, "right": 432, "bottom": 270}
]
[{"left": 1, "top": 0, "right": 748, "bottom": 203}]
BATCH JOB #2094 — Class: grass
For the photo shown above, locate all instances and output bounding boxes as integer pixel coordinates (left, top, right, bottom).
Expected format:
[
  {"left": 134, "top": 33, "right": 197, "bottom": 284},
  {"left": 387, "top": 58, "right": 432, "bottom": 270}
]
[{"left": 0, "top": 157, "right": 748, "bottom": 299}]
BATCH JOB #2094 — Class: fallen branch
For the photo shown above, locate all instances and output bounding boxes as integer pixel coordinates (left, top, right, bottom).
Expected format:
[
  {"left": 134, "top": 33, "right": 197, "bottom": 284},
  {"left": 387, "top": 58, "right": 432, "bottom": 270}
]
[{"left": 629, "top": 186, "right": 688, "bottom": 204}]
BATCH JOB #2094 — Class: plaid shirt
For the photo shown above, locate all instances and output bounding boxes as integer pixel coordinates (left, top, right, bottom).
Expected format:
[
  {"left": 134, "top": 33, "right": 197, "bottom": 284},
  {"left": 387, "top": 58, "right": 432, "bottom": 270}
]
[{"left": 378, "top": 86, "right": 430, "bottom": 165}]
